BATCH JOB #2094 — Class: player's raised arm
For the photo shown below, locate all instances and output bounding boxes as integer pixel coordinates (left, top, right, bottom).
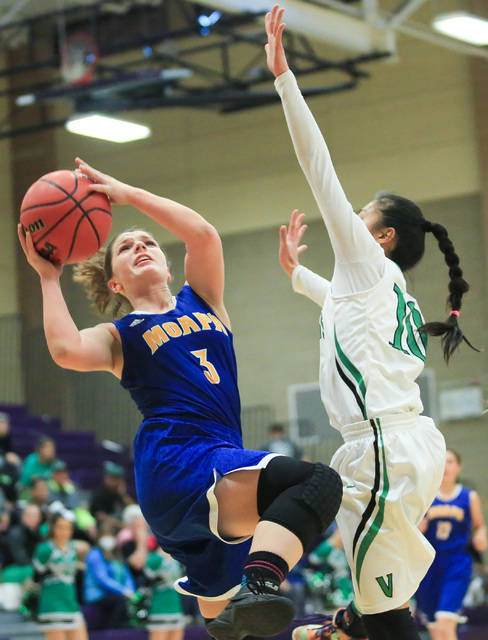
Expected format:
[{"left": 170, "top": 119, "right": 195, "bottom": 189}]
[
  {"left": 17, "top": 224, "right": 118, "bottom": 374},
  {"left": 265, "top": 6, "right": 382, "bottom": 271},
  {"left": 75, "top": 157, "right": 225, "bottom": 316}
]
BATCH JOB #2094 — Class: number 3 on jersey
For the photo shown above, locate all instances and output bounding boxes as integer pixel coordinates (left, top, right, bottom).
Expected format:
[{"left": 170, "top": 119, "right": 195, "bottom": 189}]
[{"left": 191, "top": 349, "right": 221, "bottom": 384}]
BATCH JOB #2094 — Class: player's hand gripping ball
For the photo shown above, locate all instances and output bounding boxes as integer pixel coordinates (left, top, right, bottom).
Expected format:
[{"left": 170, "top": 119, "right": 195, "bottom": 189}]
[{"left": 20, "top": 169, "right": 112, "bottom": 264}]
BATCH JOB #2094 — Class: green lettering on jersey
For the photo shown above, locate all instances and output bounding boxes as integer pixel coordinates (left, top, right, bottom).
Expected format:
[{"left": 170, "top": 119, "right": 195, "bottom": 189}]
[
  {"left": 389, "top": 284, "right": 427, "bottom": 362},
  {"left": 319, "top": 313, "right": 325, "bottom": 339},
  {"left": 375, "top": 573, "right": 393, "bottom": 598}
]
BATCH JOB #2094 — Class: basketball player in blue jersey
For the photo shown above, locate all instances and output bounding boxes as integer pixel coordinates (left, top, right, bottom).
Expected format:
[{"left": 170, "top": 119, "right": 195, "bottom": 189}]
[
  {"left": 416, "top": 449, "right": 487, "bottom": 640},
  {"left": 18, "top": 157, "right": 343, "bottom": 640},
  {"left": 265, "top": 5, "right": 478, "bottom": 640}
]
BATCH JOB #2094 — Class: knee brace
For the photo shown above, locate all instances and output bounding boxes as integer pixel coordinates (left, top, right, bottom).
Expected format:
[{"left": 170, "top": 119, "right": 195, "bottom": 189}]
[
  {"left": 301, "top": 462, "right": 343, "bottom": 531},
  {"left": 257, "top": 457, "right": 342, "bottom": 550}
]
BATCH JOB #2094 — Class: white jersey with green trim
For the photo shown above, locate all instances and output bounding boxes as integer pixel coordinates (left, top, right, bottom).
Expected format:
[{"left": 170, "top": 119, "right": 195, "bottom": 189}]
[
  {"left": 293, "top": 262, "right": 426, "bottom": 430},
  {"left": 276, "top": 69, "right": 427, "bottom": 431}
]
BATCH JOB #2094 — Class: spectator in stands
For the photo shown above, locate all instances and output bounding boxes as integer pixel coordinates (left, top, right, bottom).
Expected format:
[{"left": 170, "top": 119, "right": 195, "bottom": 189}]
[
  {"left": 118, "top": 504, "right": 148, "bottom": 588},
  {"left": 48, "top": 460, "right": 82, "bottom": 511},
  {"left": 4, "top": 503, "right": 42, "bottom": 567},
  {"left": 90, "top": 461, "right": 133, "bottom": 531},
  {"left": 0, "top": 411, "right": 20, "bottom": 463},
  {"left": 32, "top": 511, "right": 89, "bottom": 640},
  {"left": 0, "top": 451, "right": 20, "bottom": 506},
  {"left": 83, "top": 526, "right": 136, "bottom": 630},
  {"left": 20, "top": 436, "right": 56, "bottom": 487},
  {"left": 0, "top": 412, "right": 21, "bottom": 507},
  {"left": 260, "top": 422, "right": 303, "bottom": 459},
  {"left": 29, "top": 477, "right": 51, "bottom": 524},
  {"left": 0, "top": 496, "right": 11, "bottom": 567},
  {"left": 48, "top": 460, "right": 98, "bottom": 543}
]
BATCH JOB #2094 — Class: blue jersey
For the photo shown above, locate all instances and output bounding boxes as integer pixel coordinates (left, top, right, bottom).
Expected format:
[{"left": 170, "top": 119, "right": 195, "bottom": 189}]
[
  {"left": 113, "top": 285, "right": 241, "bottom": 432},
  {"left": 423, "top": 485, "right": 472, "bottom": 554}
]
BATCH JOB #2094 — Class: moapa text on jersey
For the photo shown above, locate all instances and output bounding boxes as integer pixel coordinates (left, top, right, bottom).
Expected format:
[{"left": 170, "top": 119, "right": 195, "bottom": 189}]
[
  {"left": 426, "top": 504, "right": 465, "bottom": 522},
  {"left": 142, "top": 312, "right": 228, "bottom": 354}
]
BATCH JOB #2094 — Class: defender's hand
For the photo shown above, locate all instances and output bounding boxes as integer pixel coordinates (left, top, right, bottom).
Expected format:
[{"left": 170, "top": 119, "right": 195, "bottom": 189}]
[
  {"left": 265, "top": 5, "right": 289, "bottom": 78},
  {"left": 279, "top": 209, "right": 308, "bottom": 277}
]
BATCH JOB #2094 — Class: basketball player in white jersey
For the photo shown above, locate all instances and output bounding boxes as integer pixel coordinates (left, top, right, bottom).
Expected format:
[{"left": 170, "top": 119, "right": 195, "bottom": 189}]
[{"left": 265, "top": 5, "right": 478, "bottom": 640}]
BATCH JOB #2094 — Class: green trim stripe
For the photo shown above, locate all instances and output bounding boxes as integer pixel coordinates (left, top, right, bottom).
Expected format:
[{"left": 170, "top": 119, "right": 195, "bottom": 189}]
[
  {"left": 334, "top": 326, "right": 366, "bottom": 403},
  {"left": 355, "top": 418, "right": 390, "bottom": 590}
]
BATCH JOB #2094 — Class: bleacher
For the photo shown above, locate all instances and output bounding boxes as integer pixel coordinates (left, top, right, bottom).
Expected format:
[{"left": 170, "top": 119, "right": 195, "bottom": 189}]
[{"left": 0, "top": 403, "right": 135, "bottom": 494}]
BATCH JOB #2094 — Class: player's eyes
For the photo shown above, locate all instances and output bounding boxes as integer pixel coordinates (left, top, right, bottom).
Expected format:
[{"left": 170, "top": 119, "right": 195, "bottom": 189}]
[
  {"left": 118, "top": 245, "right": 129, "bottom": 253},
  {"left": 145, "top": 240, "right": 156, "bottom": 246}
]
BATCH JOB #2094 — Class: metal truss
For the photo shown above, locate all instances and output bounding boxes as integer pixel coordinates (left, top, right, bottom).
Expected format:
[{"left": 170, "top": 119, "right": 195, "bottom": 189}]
[{"left": 0, "top": 0, "right": 391, "bottom": 139}]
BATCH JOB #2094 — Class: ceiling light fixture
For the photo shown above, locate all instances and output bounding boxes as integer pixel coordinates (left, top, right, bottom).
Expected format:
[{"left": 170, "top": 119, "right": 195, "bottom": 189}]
[
  {"left": 65, "top": 114, "right": 151, "bottom": 143},
  {"left": 432, "top": 11, "right": 488, "bottom": 46}
]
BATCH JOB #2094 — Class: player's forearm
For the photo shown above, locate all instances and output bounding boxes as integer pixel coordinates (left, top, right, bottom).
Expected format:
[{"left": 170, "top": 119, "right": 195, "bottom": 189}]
[
  {"left": 291, "top": 265, "right": 330, "bottom": 307},
  {"left": 275, "top": 72, "right": 352, "bottom": 245},
  {"left": 126, "top": 186, "right": 216, "bottom": 246},
  {"left": 473, "top": 525, "right": 488, "bottom": 551},
  {"left": 275, "top": 71, "right": 381, "bottom": 267},
  {"left": 40, "top": 277, "right": 82, "bottom": 364}
]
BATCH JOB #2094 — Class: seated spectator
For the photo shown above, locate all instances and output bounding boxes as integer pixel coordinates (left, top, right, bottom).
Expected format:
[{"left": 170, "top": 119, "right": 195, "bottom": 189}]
[
  {"left": 0, "top": 413, "right": 21, "bottom": 506},
  {"left": 13, "top": 477, "right": 49, "bottom": 530},
  {"left": 90, "top": 462, "right": 133, "bottom": 531},
  {"left": 0, "top": 411, "right": 20, "bottom": 464},
  {"left": 83, "top": 527, "right": 136, "bottom": 630},
  {"left": 48, "top": 461, "right": 97, "bottom": 543},
  {"left": 0, "top": 451, "right": 20, "bottom": 506},
  {"left": 260, "top": 422, "right": 303, "bottom": 459},
  {"left": 48, "top": 460, "right": 82, "bottom": 511},
  {"left": 118, "top": 504, "right": 148, "bottom": 589},
  {"left": 32, "top": 511, "right": 88, "bottom": 640},
  {"left": 4, "top": 503, "right": 42, "bottom": 568},
  {"left": 29, "top": 477, "right": 51, "bottom": 525},
  {"left": 0, "top": 494, "right": 11, "bottom": 567},
  {"left": 20, "top": 436, "right": 56, "bottom": 487}
]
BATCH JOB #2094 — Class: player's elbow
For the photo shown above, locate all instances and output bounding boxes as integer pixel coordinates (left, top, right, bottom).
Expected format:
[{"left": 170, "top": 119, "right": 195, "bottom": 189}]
[
  {"left": 49, "top": 344, "right": 81, "bottom": 370},
  {"left": 190, "top": 223, "right": 221, "bottom": 249},
  {"left": 198, "top": 222, "right": 219, "bottom": 241}
]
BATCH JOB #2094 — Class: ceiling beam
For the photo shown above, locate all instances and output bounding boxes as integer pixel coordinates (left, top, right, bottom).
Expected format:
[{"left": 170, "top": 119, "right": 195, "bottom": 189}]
[
  {"left": 195, "top": 0, "right": 395, "bottom": 54},
  {"left": 388, "top": 0, "right": 429, "bottom": 28}
]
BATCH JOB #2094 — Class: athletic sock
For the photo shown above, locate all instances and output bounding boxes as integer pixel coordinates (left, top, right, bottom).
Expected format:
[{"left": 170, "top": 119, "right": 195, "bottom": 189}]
[{"left": 243, "top": 551, "right": 289, "bottom": 594}]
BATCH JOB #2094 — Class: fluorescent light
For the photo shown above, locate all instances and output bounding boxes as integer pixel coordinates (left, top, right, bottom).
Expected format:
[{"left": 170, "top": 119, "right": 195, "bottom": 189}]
[
  {"left": 16, "top": 93, "right": 36, "bottom": 106},
  {"left": 432, "top": 11, "right": 488, "bottom": 46},
  {"left": 65, "top": 114, "right": 151, "bottom": 143}
]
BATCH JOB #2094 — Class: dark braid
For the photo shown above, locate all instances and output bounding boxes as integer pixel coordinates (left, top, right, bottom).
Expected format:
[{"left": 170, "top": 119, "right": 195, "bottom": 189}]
[{"left": 420, "top": 220, "right": 478, "bottom": 363}]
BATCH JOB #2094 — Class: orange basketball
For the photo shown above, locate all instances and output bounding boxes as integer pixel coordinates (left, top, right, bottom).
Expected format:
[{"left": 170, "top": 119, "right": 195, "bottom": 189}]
[{"left": 20, "top": 170, "right": 112, "bottom": 264}]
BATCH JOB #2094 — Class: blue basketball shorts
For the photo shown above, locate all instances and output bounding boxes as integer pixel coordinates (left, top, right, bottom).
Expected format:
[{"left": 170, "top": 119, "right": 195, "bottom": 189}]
[
  {"left": 133, "top": 418, "right": 278, "bottom": 600},
  {"left": 415, "top": 551, "right": 472, "bottom": 622}
]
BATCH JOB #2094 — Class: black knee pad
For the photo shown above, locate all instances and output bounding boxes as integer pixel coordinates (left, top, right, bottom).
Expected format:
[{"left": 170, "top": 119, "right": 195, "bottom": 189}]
[
  {"left": 301, "top": 462, "right": 343, "bottom": 532},
  {"left": 257, "top": 456, "right": 315, "bottom": 515},
  {"left": 258, "top": 458, "right": 342, "bottom": 550}
]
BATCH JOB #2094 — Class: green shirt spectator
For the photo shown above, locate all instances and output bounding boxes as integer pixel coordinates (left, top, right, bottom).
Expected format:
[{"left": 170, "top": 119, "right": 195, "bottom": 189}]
[{"left": 20, "top": 436, "right": 56, "bottom": 486}]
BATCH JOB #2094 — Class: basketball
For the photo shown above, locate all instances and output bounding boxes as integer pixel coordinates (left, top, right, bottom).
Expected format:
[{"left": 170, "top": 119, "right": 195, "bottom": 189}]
[{"left": 20, "top": 169, "right": 112, "bottom": 264}]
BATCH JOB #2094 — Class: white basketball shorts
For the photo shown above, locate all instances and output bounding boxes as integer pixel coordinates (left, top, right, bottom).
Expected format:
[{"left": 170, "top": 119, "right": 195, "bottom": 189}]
[{"left": 330, "top": 412, "right": 446, "bottom": 614}]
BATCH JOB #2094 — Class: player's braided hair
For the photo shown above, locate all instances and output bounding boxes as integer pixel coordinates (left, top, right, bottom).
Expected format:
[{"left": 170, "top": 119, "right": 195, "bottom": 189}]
[
  {"left": 375, "top": 192, "right": 477, "bottom": 363},
  {"left": 420, "top": 220, "right": 478, "bottom": 362}
]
